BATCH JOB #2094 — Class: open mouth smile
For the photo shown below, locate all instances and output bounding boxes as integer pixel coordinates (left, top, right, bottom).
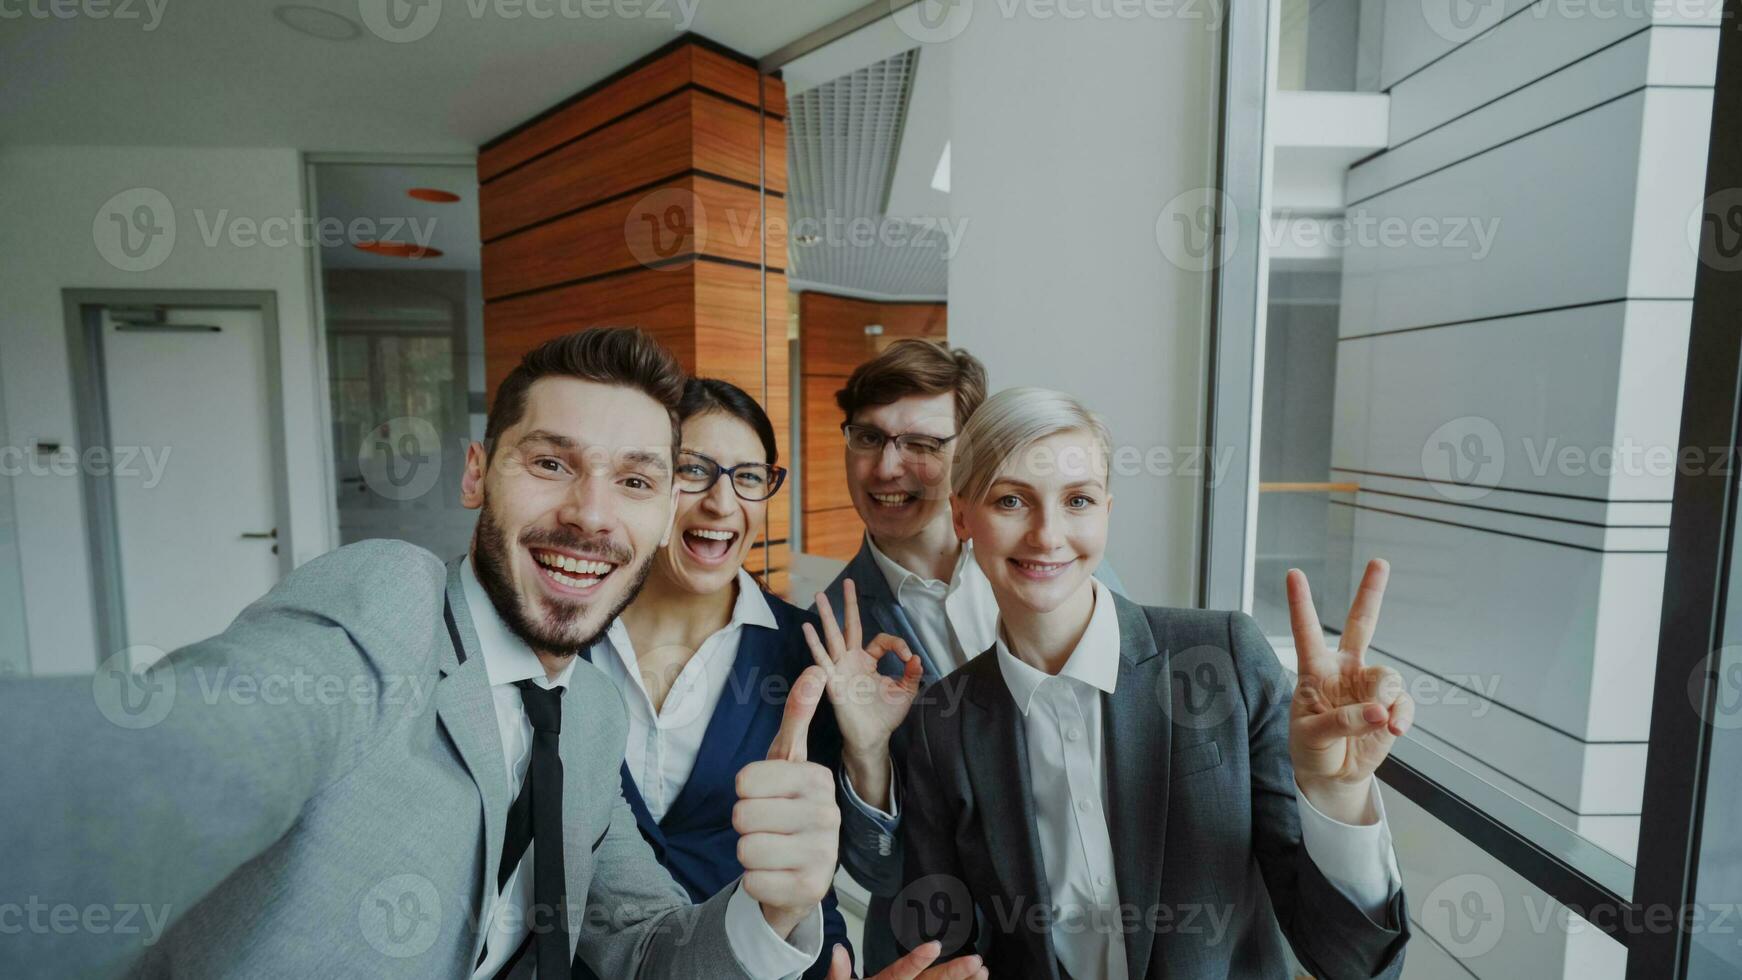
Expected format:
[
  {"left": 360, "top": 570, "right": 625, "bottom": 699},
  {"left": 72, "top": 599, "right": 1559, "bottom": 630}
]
[
  {"left": 680, "top": 527, "right": 739, "bottom": 565},
  {"left": 531, "top": 547, "right": 618, "bottom": 595},
  {"left": 1009, "top": 557, "right": 1076, "bottom": 580}
]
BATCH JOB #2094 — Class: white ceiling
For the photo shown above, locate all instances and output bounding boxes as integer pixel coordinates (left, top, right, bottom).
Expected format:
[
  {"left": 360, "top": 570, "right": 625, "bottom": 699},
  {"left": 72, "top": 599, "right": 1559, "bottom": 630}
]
[
  {"left": 315, "top": 161, "right": 479, "bottom": 269},
  {"left": 0, "top": 0, "right": 866, "bottom": 151}
]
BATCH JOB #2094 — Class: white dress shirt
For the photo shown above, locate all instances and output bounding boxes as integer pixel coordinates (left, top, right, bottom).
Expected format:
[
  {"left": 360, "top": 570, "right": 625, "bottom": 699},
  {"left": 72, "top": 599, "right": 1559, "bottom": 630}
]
[
  {"left": 459, "top": 559, "right": 820, "bottom": 980},
  {"left": 992, "top": 579, "right": 1402, "bottom": 980},
  {"left": 593, "top": 569, "right": 777, "bottom": 822},
  {"left": 865, "top": 536, "right": 1000, "bottom": 673},
  {"left": 592, "top": 567, "right": 898, "bottom": 822}
]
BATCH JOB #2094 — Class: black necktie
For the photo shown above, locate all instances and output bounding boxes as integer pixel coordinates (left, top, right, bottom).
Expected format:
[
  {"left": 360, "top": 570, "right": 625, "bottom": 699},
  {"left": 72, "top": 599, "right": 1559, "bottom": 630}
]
[{"left": 495, "top": 680, "right": 568, "bottom": 980}]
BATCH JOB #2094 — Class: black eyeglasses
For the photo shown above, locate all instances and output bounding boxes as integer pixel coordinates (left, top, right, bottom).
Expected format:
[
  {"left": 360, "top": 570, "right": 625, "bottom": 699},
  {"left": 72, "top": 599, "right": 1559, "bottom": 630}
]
[
  {"left": 674, "top": 450, "right": 787, "bottom": 501},
  {"left": 841, "top": 423, "right": 959, "bottom": 459}
]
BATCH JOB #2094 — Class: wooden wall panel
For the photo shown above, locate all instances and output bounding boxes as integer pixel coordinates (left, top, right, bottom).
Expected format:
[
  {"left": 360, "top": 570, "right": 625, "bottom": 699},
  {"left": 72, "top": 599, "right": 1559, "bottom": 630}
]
[
  {"left": 803, "top": 509, "right": 866, "bottom": 563},
  {"left": 484, "top": 269, "right": 695, "bottom": 400},
  {"left": 481, "top": 92, "right": 694, "bottom": 242},
  {"left": 794, "top": 291, "right": 948, "bottom": 561},
  {"left": 481, "top": 175, "right": 772, "bottom": 300},
  {"left": 478, "top": 46, "right": 693, "bottom": 183},
  {"left": 480, "top": 40, "right": 791, "bottom": 584}
]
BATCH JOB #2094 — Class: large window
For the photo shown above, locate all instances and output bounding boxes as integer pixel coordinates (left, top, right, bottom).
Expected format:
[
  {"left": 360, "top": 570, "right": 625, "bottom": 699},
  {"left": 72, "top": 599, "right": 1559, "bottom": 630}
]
[{"left": 1205, "top": 1, "right": 1736, "bottom": 977}]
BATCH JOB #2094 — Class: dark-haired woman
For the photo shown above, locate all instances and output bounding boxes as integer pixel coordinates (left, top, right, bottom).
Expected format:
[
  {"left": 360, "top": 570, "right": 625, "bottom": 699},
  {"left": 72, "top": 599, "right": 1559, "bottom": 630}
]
[{"left": 580, "top": 379, "right": 983, "bottom": 980}]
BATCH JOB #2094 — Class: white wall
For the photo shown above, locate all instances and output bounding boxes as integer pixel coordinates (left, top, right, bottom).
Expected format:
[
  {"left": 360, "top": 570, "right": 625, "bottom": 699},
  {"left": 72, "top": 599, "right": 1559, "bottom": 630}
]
[
  {"left": 0, "top": 146, "right": 331, "bottom": 676},
  {"left": 943, "top": 0, "right": 1218, "bottom": 606}
]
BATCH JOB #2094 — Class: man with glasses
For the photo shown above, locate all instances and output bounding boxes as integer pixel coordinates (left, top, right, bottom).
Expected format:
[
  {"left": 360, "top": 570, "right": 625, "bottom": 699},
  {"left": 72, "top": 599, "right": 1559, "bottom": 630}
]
[{"left": 810, "top": 339, "right": 1124, "bottom": 972}]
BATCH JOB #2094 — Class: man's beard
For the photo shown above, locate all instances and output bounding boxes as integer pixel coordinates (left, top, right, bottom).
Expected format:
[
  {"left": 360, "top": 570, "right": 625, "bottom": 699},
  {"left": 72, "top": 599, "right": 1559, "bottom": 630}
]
[{"left": 470, "top": 499, "right": 653, "bottom": 657}]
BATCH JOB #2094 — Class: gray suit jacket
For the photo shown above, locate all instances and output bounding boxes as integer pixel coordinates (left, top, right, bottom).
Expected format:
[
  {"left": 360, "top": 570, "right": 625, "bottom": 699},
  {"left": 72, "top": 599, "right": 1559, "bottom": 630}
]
[
  {"left": 894, "top": 595, "right": 1409, "bottom": 979},
  {"left": 0, "top": 540, "right": 763, "bottom": 979},
  {"left": 817, "top": 538, "right": 1126, "bottom": 973}
]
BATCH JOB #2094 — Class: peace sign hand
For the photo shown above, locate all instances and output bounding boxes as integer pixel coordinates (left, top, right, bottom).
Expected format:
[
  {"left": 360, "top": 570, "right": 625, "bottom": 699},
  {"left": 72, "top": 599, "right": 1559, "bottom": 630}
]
[
  {"left": 804, "top": 579, "right": 925, "bottom": 810},
  {"left": 1286, "top": 559, "right": 1415, "bottom": 824}
]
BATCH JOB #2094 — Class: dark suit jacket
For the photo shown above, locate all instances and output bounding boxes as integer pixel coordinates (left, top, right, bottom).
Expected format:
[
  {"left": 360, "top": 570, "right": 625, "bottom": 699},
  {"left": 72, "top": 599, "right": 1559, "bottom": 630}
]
[
  {"left": 893, "top": 594, "right": 1410, "bottom": 980},
  {"left": 817, "top": 537, "right": 1127, "bottom": 972},
  {"left": 579, "top": 591, "right": 852, "bottom": 980}
]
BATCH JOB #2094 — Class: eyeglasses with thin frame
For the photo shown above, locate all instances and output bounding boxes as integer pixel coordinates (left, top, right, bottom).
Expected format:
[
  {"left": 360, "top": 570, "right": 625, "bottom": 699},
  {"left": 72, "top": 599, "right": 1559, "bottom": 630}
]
[
  {"left": 674, "top": 450, "right": 787, "bottom": 501},
  {"left": 840, "top": 423, "right": 959, "bottom": 459}
]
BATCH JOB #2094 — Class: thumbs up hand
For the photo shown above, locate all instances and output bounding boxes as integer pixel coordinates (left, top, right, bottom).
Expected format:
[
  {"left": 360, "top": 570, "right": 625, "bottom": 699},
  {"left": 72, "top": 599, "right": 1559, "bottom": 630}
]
[{"left": 734, "top": 666, "right": 843, "bottom": 939}]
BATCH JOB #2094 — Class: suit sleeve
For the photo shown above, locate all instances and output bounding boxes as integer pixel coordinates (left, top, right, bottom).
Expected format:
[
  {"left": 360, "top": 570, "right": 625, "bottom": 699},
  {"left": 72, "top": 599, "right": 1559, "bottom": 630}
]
[
  {"left": 892, "top": 693, "right": 979, "bottom": 962},
  {"left": 1231, "top": 611, "right": 1410, "bottom": 980},
  {"left": 0, "top": 540, "right": 446, "bottom": 977}
]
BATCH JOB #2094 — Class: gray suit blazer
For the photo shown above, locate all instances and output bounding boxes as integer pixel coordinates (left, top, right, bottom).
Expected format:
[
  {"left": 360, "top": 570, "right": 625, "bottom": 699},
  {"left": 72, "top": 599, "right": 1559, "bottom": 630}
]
[
  {"left": 0, "top": 540, "right": 762, "bottom": 979},
  {"left": 894, "top": 595, "right": 1410, "bottom": 980}
]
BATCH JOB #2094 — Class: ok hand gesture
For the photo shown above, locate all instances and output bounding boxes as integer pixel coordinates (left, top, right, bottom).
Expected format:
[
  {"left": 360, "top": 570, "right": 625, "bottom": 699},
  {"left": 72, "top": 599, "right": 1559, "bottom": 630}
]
[
  {"left": 1286, "top": 559, "right": 1415, "bottom": 823},
  {"left": 804, "top": 579, "right": 925, "bottom": 810}
]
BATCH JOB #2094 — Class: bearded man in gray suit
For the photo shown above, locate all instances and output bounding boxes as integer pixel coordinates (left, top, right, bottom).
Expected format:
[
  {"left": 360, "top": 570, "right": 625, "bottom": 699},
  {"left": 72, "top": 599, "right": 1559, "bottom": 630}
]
[{"left": 0, "top": 328, "right": 984, "bottom": 980}]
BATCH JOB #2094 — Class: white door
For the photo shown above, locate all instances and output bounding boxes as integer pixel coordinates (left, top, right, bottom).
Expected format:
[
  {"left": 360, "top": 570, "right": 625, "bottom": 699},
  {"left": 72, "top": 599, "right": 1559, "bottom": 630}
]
[{"left": 102, "top": 307, "right": 282, "bottom": 658}]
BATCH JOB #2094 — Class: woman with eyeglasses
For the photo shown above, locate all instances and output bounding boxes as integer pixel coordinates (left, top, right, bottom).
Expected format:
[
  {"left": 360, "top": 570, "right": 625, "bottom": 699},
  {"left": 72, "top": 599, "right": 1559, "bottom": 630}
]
[{"left": 581, "top": 378, "right": 978, "bottom": 980}]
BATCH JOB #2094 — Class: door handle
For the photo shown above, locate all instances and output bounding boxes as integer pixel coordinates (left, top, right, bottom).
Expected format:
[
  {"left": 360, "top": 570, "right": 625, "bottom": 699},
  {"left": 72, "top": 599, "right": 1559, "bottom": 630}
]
[{"left": 240, "top": 529, "right": 278, "bottom": 540}]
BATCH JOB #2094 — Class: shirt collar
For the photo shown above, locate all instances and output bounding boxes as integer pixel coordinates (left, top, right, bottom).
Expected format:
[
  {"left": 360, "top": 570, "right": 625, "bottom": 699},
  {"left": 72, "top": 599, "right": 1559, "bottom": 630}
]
[
  {"left": 460, "top": 555, "right": 578, "bottom": 691},
  {"left": 995, "top": 578, "right": 1120, "bottom": 715},
  {"left": 602, "top": 566, "right": 778, "bottom": 659}
]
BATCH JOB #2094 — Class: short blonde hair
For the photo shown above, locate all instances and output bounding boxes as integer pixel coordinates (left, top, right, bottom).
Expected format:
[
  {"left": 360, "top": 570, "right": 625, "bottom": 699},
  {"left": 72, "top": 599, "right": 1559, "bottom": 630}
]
[{"left": 951, "top": 387, "right": 1113, "bottom": 503}]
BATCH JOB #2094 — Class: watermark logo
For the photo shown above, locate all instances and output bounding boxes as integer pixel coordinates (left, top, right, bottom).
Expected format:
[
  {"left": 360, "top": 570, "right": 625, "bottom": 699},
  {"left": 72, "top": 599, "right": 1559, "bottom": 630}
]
[
  {"left": 91, "top": 646, "right": 174, "bottom": 730},
  {"left": 93, "top": 187, "right": 175, "bottom": 272},
  {"left": 1156, "top": 188, "right": 1237, "bottom": 273},
  {"left": 1689, "top": 188, "right": 1742, "bottom": 273},
  {"left": 895, "top": 0, "right": 975, "bottom": 43},
  {"left": 359, "top": 0, "right": 441, "bottom": 42},
  {"left": 1689, "top": 648, "right": 1742, "bottom": 730},
  {"left": 1157, "top": 644, "right": 1238, "bottom": 730},
  {"left": 1422, "top": 872, "right": 1505, "bottom": 957},
  {"left": 0, "top": 0, "right": 168, "bottom": 30},
  {"left": 892, "top": 874, "right": 976, "bottom": 954},
  {"left": 1421, "top": 0, "right": 1507, "bottom": 44},
  {"left": 359, "top": 417, "right": 443, "bottom": 503},
  {"left": 625, "top": 185, "right": 708, "bottom": 269},
  {"left": 1420, "top": 415, "right": 1505, "bottom": 502},
  {"left": 359, "top": 873, "right": 442, "bottom": 958}
]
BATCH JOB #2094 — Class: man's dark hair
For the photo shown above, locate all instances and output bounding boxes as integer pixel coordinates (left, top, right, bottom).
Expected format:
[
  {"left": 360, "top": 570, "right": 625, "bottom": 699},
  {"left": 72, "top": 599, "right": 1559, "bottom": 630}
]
[
  {"left": 678, "top": 378, "right": 780, "bottom": 465},
  {"left": 484, "top": 327, "right": 686, "bottom": 458},
  {"left": 835, "top": 338, "right": 988, "bottom": 431}
]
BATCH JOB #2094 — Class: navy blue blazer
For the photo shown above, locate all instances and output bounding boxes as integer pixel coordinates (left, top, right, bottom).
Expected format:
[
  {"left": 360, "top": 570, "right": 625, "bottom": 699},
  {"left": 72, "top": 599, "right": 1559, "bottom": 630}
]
[{"left": 577, "top": 591, "right": 851, "bottom": 980}]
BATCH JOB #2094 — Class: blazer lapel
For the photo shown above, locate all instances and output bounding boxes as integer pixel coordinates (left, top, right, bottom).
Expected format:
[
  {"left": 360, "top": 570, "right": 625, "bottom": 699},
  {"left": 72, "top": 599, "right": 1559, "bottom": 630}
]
[
  {"left": 844, "top": 541, "right": 945, "bottom": 681},
  {"left": 1103, "top": 595, "right": 1170, "bottom": 978},
  {"left": 963, "top": 656, "right": 1060, "bottom": 978},
  {"left": 661, "top": 632, "right": 765, "bottom": 827},
  {"left": 437, "top": 561, "right": 512, "bottom": 931}
]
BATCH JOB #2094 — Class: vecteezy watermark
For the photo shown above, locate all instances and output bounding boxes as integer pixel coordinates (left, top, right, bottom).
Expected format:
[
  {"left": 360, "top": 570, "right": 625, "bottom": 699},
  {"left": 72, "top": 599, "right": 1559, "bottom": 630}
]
[
  {"left": 1420, "top": 415, "right": 1735, "bottom": 502},
  {"left": 358, "top": 873, "right": 442, "bottom": 959},
  {"left": 92, "top": 647, "right": 175, "bottom": 730},
  {"left": 0, "top": 0, "right": 168, "bottom": 30},
  {"left": 359, "top": 0, "right": 699, "bottom": 43},
  {"left": 1421, "top": 416, "right": 1506, "bottom": 502},
  {"left": 0, "top": 443, "right": 172, "bottom": 489},
  {"left": 790, "top": 212, "right": 970, "bottom": 261},
  {"left": 1157, "top": 191, "right": 1501, "bottom": 272},
  {"left": 94, "top": 188, "right": 176, "bottom": 272},
  {"left": 893, "top": 0, "right": 1223, "bottom": 45},
  {"left": 1420, "top": 0, "right": 1720, "bottom": 44},
  {"left": 93, "top": 651, "right": 439, "bottom": 731},
  {"left": 1421, "top": 872, "right": 1506, "bottom": 957},
  {"left": 0, "top": 898, "right": 174, "bottom": 945},
  {"left": 92, "top": 187, "right": 442, "bottom": 272},
  {"left": 1689, "top": 647, "right": 1742, "bottom": 730},
  {"left": 625, "top": 185, "right": 710, "bottom": 269},
  {"left": 1689, "top": 187, "right": 1742, "bottom": 273},
  {"left": 358, "top": 417, "right": 444, "bottom": 503},
  {"left": 1158, "top": 644, "right": 1238, "bottom": 730}
]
